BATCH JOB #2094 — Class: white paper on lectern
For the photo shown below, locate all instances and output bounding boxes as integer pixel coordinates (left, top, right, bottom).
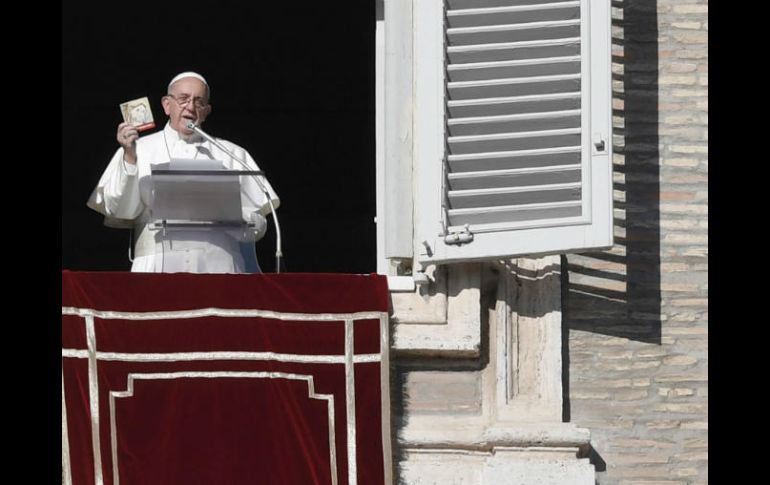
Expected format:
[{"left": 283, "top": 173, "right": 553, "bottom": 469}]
[{"left": 150, "top": 159, "right": 244, "bottom": 223}]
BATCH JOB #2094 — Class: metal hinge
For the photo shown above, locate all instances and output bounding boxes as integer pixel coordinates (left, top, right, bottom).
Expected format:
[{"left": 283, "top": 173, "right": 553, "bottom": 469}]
[{"left": 444, "top": 224, "right": 474, "bottom": 245}]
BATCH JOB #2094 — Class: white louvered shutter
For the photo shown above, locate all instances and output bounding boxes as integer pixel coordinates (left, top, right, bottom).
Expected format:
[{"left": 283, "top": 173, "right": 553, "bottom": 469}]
[{"left": 412, "top": 0, "right": 613, "bottom": 264}]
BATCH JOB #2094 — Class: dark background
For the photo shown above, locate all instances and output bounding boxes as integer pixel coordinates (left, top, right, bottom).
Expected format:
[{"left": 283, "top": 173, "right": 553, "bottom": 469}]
[{"left": 62, "top": 1, "right": 376, "bottom": 273}]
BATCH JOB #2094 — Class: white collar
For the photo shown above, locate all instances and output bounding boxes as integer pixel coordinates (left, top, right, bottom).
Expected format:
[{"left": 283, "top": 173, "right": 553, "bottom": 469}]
[{"left": 163, "top": 121, "right": 203, "bottom": 144}]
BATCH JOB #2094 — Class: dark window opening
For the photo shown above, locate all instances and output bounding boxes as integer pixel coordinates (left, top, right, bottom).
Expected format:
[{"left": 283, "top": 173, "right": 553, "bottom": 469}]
[{"left": 63, "top": 2, "right": 376, "bottom": 274}]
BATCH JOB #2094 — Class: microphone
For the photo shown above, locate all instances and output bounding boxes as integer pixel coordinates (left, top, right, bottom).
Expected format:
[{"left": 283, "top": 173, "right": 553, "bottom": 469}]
[{"left": 186, "top": 121, "right": 283, "bottom": 273}]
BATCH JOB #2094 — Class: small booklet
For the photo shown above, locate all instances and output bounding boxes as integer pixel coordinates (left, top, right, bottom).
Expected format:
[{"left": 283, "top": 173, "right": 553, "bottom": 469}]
[{"left": 120, "top": 96, "right": 155, "bottom": 132}]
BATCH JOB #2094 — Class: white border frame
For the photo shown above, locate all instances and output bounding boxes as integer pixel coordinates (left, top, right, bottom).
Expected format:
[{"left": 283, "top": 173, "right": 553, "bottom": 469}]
[{"left": 109, "top": 372, "right": 337, "bottom": 485}]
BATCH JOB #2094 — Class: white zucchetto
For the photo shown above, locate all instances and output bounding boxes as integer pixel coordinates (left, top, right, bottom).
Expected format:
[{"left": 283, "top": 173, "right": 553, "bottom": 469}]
[{"left": 167, "top": 71, "right": 209, "bottom": 92}]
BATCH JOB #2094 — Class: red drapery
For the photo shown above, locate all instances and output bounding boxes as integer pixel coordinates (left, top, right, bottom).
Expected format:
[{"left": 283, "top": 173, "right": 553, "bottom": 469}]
[{"left": 62, "top": 271, "right": 391, "bottom": 485}]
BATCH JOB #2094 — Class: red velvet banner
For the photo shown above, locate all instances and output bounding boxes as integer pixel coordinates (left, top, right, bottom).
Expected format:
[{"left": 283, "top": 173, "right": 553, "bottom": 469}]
[{"left": 62, "top": 271, "right": 391, "bottom": 485}]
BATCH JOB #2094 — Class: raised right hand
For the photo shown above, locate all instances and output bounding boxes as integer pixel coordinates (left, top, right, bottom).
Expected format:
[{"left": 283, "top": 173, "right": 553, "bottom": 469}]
[{"left": 117, "top": 122, "right": 139, "bottom": 164}]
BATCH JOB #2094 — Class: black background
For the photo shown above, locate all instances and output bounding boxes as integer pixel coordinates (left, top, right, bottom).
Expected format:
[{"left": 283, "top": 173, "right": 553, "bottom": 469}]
[{"left": 63, "top": 1, "right": 376, "bottom": 274}]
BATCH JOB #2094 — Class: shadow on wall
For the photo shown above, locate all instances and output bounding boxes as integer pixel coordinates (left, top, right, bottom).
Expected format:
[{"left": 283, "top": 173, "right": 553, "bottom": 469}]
[{"left": 563, "top": 0, "right": 661, "bottom": 346}]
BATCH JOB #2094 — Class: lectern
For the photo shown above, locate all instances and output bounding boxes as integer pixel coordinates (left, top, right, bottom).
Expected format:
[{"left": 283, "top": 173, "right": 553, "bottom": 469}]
[{"left": 146, "top": 158, "right": 265, "bottom": 273}]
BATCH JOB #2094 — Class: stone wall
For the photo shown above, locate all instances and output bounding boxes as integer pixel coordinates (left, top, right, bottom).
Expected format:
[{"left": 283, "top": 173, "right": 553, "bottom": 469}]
[
  {"left": 564, "top": 1, "right": 707, "bottom": 484},
  {"left": 389, "top": 0, "right": 707, "bottom": 483}
]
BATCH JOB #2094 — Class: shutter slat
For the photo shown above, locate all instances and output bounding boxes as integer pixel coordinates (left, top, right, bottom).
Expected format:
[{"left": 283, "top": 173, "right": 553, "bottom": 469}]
[
  {"left": 448, "top": 21, "right": 580, "bottom": 46},
  {"left": 449, "top": 79, "right": 580, "bottom": 100},
  {"left": 448, "top": 163, "right": 581, "bottom": 179},
  {"left": 448, "top": 111, "right": 580, "bottom": 137},
  {"left": 448, "top": 57, "right": 580, "bottom": 83},
  {"left": 449, "top": 73, "right": 580, "bottom": 89},
  {"left": 449, "top": 181, "right": 581, "bottom": 197},
  {"left": 450, "top": 135, "right": 580, "bottom": 154},
  {"left": 449, "top": 0, "right": 576, "bottom": 9},
  {"left": 448, "top": 201, "right": 582, "bottom": 226},
  {"left": 448, "top": 147, "right": 581, "bottom": 172},
  {"left": 449, "top": 44, "right": 580, "bottom": 64},
  {"left": 448, "top": 182, "right": 581, "bottom": 210},
  {"left": 449, "top": 58, "right": 579, "bottom": 84},
  {"left": 448, "top": 189, "right": 580, "bottom": 210},
  {"left": 448, "top": 199, "right": 582, "bottom": 216},
  {"left": 449, "top": 109, "right": 580, "bottom": 125},
  {"left": 447, "top": 1, "right": 581, "bottom": 17},
  {"left": 448, "top": 74, "right": 581, "bottom": 100},
  {"left": 447, "top": 37, "right": 581, "bottom": 53},
  {"left": 447, "top": 164, "right": 581, "bottom": 190},
  {"left": 448, "top": 56, "right": 581, "bottom": 72},
  {"left": 448, "top": 92, "right": 581, "bottom": 117},
  {"left": 448, "top": 92, "right": 581, "bottom": 106},
  {"left": 448, "top": 5, "right": 580, "bottom": 29},
  {"left": 448, "top": 145, "right": 581, "bottom": 161},
  {"left": 447, "top": 19, "right": 581, "bottom": 35},
  {"left": 449, "top": 127, "right": 580, "bottom": 143}
]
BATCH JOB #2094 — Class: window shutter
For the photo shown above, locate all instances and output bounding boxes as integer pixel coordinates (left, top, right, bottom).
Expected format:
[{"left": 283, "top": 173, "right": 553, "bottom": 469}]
[{"left": 413, "top": 0, "right": 613, "bottom": 264}]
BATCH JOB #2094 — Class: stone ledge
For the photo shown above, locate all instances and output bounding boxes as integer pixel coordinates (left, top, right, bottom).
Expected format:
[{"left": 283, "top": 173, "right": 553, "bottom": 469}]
[
  {"left": 397, "top": 444, "right": 596, "bottom": 485},
  {"left": 399, "top": 422, "right": 592, "bottom": 454}
]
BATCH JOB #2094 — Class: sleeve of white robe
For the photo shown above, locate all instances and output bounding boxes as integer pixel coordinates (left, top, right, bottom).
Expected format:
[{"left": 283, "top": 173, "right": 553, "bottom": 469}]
[
  {"left": 213, "top": 139, "right": 280, "bottom": 232},
  {"left": 86, "top": 148, "right": 145, "bottom": 223},
  {"left": 240, "top": 148, "right": 280, "bottom": 218}
]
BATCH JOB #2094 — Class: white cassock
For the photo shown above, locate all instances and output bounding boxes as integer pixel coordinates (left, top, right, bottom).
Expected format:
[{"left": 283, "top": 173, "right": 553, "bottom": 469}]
[{"left": 87, "top": 123, "right": 280, "bottom": 273}]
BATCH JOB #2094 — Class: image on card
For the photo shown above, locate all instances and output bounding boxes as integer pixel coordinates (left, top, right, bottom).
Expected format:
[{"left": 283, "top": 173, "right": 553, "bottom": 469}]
[{"left": 120, "top": 96, "right": 156, "bottom": 132}]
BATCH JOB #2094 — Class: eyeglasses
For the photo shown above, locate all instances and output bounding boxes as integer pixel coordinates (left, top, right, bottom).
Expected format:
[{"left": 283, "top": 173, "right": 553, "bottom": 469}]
[{"left": 166, "top": 93, "right": 209, "bottom": 109}]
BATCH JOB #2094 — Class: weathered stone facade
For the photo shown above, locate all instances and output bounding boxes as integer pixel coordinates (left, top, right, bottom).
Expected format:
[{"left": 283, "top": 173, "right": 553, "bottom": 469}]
[
  {"left": 391, "top": 0, "right": 707, "bottom": 483},
  {"left": 564, "top": 1, "right": 707, "bottom": 484}
]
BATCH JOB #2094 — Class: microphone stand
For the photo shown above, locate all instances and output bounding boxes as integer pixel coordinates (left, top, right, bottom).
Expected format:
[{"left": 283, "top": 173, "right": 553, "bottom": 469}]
[{"left": 187, "top": 122, "right": 283, "bottom": 273}]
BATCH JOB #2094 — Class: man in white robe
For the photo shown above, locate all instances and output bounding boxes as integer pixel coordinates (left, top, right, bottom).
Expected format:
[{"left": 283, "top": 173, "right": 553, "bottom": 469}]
[{"left": 87, "top": 72, "right": 280, "bottom": 273}]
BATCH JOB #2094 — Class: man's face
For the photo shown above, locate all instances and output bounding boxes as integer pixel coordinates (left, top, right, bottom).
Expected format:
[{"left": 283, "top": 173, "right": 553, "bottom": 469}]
[{"left": 161, "top": 77, "right": 211, "bottom": 138}]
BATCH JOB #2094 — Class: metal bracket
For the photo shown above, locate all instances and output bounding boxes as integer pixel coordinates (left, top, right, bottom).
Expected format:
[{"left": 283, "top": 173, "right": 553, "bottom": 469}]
[
  {"left": 593, "top": 132, "right": 606, "bottom": 152},
  {"left": 444, "top": 224, "right": 474, "bottom": 245},
  {"left": 413, "top": 272, "right": 430, "bottom": 286}
]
